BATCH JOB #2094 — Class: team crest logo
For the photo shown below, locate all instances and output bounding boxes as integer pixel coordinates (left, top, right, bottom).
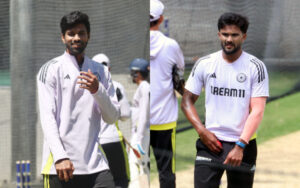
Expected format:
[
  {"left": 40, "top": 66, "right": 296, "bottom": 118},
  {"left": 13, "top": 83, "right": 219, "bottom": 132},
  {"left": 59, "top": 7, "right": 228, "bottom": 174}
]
[{"left": 236, "top": 73, "right": 247, "bottom": 83}]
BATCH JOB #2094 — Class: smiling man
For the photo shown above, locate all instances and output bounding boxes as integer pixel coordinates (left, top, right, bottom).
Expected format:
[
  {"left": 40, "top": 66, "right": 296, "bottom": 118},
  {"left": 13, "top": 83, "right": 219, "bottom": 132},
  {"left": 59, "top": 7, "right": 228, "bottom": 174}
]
[
  {"left": 181, "top": 13, "right": 269, "bottom": 188},
  {"left": 37, "top": 11, "right": 118, "bottom": 188}
]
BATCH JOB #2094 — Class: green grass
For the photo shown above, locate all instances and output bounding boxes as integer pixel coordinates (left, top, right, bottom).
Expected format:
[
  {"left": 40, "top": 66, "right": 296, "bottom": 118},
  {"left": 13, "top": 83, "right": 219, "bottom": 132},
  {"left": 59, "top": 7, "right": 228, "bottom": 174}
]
[
  {"left": 257, "top": 92, "right": 300, "bottom": 144},
  {"left": 151, "top": 92, "right": 300, "bottom": 181},
  {"left": 268, "top": 70, "right": 300, "bottom": 97}
]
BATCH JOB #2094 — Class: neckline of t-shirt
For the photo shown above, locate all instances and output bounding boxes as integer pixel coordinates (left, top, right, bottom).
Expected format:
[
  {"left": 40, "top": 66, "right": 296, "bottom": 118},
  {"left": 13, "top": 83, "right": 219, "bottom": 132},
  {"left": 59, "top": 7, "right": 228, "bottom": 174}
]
[{"left": 219, "top": 51, "right": 245, "bottom": 66}]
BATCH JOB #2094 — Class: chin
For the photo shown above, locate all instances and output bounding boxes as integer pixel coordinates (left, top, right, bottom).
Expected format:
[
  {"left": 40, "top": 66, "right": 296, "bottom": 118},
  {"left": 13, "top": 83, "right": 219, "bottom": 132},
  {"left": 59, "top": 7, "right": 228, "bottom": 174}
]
[{"left": 224, "top": 50, "right": 235, "bottom": 55}]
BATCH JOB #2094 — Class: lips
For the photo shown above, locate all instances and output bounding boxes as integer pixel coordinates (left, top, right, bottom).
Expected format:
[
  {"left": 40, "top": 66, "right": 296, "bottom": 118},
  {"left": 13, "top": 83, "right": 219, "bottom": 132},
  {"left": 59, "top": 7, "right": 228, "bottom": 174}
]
[
  {"left": 225, "top": 43, "right": 234, "bottom": 49},
  {"left": 72, "top": 42, "right": 83, "bottom": 48},
  {"left": 72, "top": 44, "right": 82, "bottom": 48}
]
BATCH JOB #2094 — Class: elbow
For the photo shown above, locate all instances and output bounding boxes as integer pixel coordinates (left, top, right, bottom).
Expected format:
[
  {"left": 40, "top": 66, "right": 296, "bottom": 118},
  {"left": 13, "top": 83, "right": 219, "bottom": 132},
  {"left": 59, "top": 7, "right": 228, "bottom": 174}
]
[
  {"left": 102, "top": 108, "right": 120, "bottom": 124},
  {"left": 102, "top": 113, "right": 118, "bottom": 124}
]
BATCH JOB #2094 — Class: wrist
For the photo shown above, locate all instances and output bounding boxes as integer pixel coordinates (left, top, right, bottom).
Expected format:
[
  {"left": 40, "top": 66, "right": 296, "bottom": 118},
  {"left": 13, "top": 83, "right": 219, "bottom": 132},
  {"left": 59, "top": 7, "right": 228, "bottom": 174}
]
[
  {"left": 235, "top": 140, "right": 246, "bottom": 149},
  {"left": 196, "top": 124, "right": 206, "bottom": 137},
  {"left": 239, "top": 138, "right": 248, "bottom": 145}
]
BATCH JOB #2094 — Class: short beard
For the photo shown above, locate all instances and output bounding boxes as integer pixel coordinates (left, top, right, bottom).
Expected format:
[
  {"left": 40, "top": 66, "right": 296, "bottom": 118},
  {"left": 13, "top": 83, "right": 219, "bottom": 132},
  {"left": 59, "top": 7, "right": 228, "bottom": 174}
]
[
  {"left": 66, "top": 41, "right": 88, "bottom": 56},
  {"left": 221, "top": 42, "right": 241, "bottom": 55}
]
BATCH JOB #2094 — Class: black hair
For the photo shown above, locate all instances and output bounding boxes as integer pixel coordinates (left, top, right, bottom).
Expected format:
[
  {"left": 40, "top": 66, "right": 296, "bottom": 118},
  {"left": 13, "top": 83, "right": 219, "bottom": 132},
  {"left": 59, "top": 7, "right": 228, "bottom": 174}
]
[
  {"left": 150, "top": 15, "right": 159, "bottom": 28},
  {"left": 218, "top": 12, "right": 249, "bottom": 33},
  {"left": 60, "top": 11, "right": 90, "bottom": 35},
  {"left": 140, "top": 71, "right": 149, "bottom": 79},
  {"left": 131, "top": 70, "right": 149, "bottom": 80}
]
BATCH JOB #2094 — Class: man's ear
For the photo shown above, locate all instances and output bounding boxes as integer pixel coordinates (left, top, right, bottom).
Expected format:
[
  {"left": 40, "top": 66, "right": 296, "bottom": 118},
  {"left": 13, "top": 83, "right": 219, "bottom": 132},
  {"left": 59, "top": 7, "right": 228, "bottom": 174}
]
[
  {"left": 217, "top": 31, "right": 221, "bottom": 40},
  {"left": 158, "top": 15, "right": 164, "bottom": 25},
  {"left": 242, "top": 33, "right": 247, "bottom": 41},
  {"left": 61, "top": 34, "right": 66, "bottom": 44}
]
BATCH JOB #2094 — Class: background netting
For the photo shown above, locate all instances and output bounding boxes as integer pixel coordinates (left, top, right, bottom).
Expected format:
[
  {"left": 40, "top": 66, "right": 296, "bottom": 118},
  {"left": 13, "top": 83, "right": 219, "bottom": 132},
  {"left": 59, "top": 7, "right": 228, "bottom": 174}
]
[
  {"left": 0, "top": 0, "right": 148, "bottom": 186},
  {"left": 1, "top": 0, "right": 300, "bottom": 187},
  {"left": 157, "top": 0, "right": 300, "bottom": 131}
]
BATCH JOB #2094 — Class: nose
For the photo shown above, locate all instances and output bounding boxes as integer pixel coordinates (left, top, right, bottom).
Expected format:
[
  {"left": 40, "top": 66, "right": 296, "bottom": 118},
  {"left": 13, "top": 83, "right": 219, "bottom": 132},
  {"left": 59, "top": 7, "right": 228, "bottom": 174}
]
[
  {"left": 226, "top": 35, "right": 233, "bottom": 42},
  {"left": 74, "top": 34, "right": 81, "bottom": 41}
]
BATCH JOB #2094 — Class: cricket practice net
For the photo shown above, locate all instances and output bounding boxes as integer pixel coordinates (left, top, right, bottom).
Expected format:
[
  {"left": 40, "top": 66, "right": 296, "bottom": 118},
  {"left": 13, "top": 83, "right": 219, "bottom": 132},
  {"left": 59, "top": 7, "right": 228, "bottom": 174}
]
[{"left": 0, "top": 0, "right": 148, "bottom": 187}]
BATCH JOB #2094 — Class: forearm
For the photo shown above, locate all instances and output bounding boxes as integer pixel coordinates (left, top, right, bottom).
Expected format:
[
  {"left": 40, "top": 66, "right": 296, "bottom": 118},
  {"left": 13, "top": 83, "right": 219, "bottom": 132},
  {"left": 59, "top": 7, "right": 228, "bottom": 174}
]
[
  {"left": 93, "top": 83, "right": 120, "bottom": 124},
  {"left": 118, "top": 97, "right": 131, "bottom": 121},
  {"left": 181, "top": 97, "right": 205, "bottom": 136},
  {"left": 136, "top": 119, "right": 149, "bottom": 144},
  {"left": 240, "top": 109, "right": 265, "bottom": 143},
  {"left": 40, "top": 118, "right": 69, "bottom": 163},
  {"left": 37, "top": 80, "right": 68, "bottom": 163}
]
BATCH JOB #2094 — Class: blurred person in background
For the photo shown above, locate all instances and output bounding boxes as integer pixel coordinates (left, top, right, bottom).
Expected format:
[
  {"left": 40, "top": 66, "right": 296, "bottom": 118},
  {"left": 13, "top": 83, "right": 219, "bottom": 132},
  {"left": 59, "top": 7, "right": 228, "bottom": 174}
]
[
  {"left": 128, "top": 58, "right": 150, "bottom": 188},
  {"left": 150, "top": 0, "right": 185, "bottom": 187}
]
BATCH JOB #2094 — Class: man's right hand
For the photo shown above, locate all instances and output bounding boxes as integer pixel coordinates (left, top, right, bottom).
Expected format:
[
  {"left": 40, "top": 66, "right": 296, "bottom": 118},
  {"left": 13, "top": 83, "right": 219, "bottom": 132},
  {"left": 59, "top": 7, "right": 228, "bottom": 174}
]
[
  {"left": 199, "top": 129, "right": 223, "bottom": 154},
  {"left": 55, "top": 158, "right": 74, "bottom": 182},
  {"left": 181, "top": 90, "right": 222, "bottom": 154}
]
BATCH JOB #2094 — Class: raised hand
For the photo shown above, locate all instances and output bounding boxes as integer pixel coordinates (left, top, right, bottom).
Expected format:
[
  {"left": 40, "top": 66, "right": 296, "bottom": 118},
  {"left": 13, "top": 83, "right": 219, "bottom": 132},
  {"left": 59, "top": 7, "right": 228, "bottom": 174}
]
[{"left": 77, "top": 69, "right": 99, "bottom": 94}]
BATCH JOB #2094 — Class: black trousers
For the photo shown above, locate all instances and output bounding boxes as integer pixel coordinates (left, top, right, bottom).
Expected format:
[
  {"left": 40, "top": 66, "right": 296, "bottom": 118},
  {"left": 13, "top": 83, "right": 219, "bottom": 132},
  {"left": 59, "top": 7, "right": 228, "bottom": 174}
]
[
  {"left": 102, "top": 141, "right": 129, "bottom": 188},
  {"left": 194, "top": 139, "right": 257, "bottom": 188},
  {"left": 43, "top": 170, "right": 115, "bottom": 188},
  {"left": 150, "top": 129, "right": 176, "bottom": 188}
]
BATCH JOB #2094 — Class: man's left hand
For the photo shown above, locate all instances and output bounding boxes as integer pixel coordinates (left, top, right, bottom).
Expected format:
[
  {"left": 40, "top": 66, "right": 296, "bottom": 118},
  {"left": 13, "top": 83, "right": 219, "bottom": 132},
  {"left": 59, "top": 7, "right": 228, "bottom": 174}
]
[
  {"left": 223, "top": 145, "right": 244, "bottom": 166},
  {"left": 77, "top": 69, "right": 99, "bottom": 94}
]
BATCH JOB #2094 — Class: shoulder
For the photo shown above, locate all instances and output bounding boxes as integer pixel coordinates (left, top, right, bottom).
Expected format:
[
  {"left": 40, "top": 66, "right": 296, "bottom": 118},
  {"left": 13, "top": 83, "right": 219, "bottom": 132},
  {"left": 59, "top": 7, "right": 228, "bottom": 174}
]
[
  {"left": 191, "top": 51, "right": 219, "bottom": 76},
  {"left": 244, "top": 52, "right": 267, "bottom": 70},
  {"left": 165, "top": 36, "right": 181, "bottom": 50},
  {"left": 243, "top": 52, "right": 268, "bottom": 82},
  {"left": 39, "top": 56, "right": 61, "bottom": 71},
  {"left": 140, "top": 81, "right": 150, "bottom": 91},
  {"left": 37, "top": 56, "right": 61, "bottom": 83},
  {"left": 112, "top": 80, "right": 124, "bottom": 90}
]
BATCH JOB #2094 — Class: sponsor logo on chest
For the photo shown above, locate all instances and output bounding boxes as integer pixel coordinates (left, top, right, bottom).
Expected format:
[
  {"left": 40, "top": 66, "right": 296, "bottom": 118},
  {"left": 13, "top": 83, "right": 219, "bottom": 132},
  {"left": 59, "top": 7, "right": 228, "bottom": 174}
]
[{"left": 209, "top": 72, "right": 247, "bottom": 98}]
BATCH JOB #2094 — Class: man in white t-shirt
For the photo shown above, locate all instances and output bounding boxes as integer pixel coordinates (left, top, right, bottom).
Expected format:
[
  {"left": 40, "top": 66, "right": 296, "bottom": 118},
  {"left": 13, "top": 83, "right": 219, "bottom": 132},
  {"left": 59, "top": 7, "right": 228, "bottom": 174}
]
[
  {"left": 181, "top": 12, "right": 269, "bottom": 188},
  {"left": 150, "top": 1, "right": 185, "bottom": 187},
  {"left": 92, "top": 53, "right": 131, "bottom": 188}
]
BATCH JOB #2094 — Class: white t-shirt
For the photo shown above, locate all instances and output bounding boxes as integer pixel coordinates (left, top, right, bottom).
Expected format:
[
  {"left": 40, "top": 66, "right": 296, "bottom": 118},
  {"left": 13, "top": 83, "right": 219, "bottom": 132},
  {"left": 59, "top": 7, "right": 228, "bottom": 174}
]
[
  {"left": 150, "top": 30, "right": 185, "bottom": 125},
  {"left": 37, "top": 51, "right": 119, "bottom": 174},
  {"left": 99, "top": 81, "right": 131, "bottom": 145},
  {"left": 185, "top": 51, "right": 269, "bottom": 142}
]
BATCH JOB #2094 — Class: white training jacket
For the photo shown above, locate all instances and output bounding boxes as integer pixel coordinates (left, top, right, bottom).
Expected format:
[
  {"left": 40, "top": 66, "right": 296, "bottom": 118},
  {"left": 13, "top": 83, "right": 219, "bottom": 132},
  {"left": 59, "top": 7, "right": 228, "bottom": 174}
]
[
  {"left": 37, "top": 51, "right": 119, "bottom": 175},
  {"left": 150, "top": 30, "right": 185, "bottom": 125},
  {"left": 99, "top": 80, "right": 131, "bottom": 145},
  {"left": 131, "top": 80, "right": 150, "bottom": 146}
]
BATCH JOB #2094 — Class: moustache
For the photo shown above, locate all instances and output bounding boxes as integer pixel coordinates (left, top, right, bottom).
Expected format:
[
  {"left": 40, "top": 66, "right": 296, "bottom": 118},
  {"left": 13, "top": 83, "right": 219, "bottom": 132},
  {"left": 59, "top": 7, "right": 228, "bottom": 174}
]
[
  {"left": 225, "top": 42, "right": 234, "bottom": 46},
  {"left": 71, "top": 41, "right": 84, "bottom": 46}
]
